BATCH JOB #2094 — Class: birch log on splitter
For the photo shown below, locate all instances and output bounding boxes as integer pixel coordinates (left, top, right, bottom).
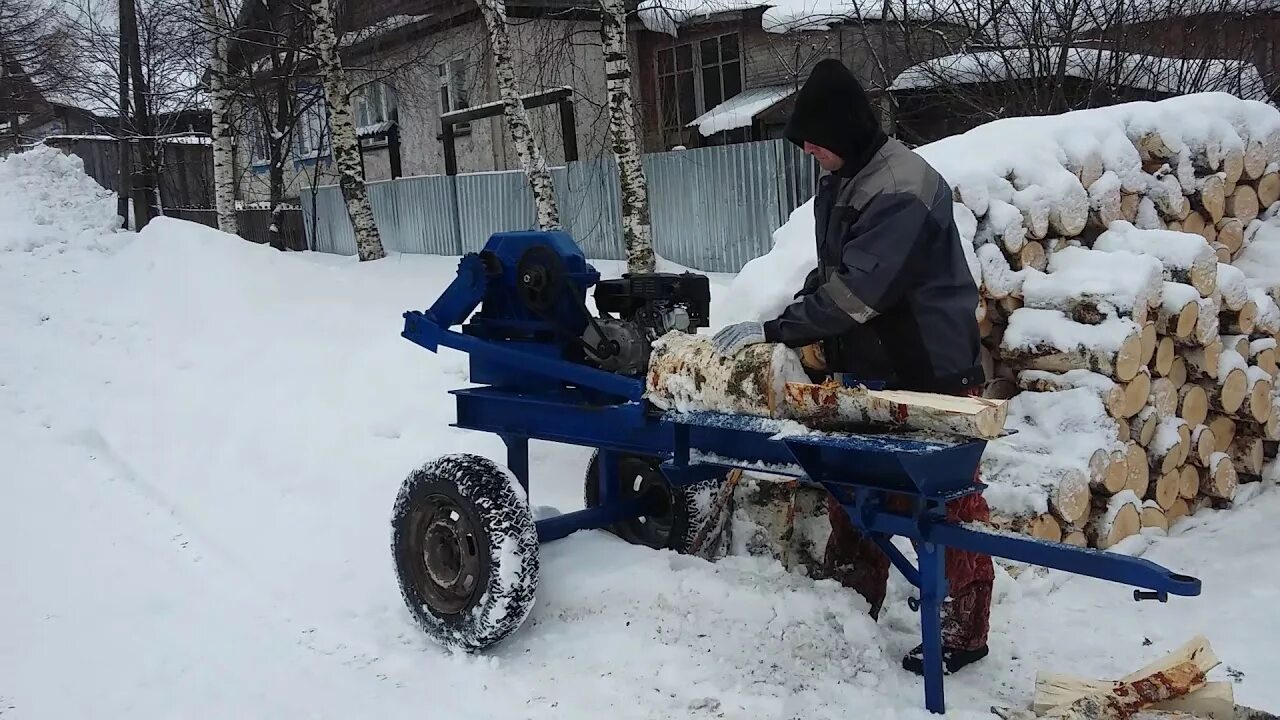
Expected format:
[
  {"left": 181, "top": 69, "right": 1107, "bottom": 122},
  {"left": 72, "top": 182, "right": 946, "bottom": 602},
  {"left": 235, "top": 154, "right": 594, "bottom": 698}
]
[{"left": 645, "top": 334, "right": 1008, "bottom": 438}]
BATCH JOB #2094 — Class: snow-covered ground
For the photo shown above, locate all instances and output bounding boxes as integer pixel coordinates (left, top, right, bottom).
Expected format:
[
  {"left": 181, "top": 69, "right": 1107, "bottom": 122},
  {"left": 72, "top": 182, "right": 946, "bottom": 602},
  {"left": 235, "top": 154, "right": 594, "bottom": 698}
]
[{"left": 2, "top": 148, "right": 1278, "bottom": 718}]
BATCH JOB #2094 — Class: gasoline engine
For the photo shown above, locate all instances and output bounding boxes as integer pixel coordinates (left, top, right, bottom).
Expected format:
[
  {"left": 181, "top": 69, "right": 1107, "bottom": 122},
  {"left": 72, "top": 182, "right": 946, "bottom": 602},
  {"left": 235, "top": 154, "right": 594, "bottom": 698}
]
[{"left": 459, "top": 231, "right": 710, "bottom": 377}]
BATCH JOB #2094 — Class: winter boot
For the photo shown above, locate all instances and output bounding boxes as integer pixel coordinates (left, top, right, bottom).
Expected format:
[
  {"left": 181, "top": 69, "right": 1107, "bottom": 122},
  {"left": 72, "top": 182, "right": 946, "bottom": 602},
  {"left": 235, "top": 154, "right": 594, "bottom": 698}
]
[{"left": 901, "top": 643, "right": 989, "bottom": 676}]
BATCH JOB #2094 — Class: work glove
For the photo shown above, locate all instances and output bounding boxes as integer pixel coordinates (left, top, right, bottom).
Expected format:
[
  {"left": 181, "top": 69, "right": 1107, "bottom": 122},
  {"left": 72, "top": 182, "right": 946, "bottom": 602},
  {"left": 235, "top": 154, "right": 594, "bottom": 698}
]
[{"left": 710, "top": 321, "right": 767, "bottom": 356}]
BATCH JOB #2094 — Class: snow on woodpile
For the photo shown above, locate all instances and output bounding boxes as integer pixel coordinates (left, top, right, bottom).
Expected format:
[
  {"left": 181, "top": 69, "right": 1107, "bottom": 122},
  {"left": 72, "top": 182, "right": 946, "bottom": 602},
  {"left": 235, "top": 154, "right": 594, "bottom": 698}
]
[
  {"left": 890, "top": 48, "right": 1270, "bottom": 102},
  {"left": 981, "top": 388, "right": 1120, "bottom": 537},
  {"left": 726, "top": 91, "right": 1280, "bottom": 548}
]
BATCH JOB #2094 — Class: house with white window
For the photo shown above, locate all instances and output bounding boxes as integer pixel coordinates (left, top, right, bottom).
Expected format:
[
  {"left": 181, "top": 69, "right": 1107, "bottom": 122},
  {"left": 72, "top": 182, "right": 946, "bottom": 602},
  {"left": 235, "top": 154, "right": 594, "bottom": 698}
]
[
  {"left": 228, "top": 0, "right": 619, "bottom": 204},
  {"left": 631, "top": 0, "right": 968, "bottom": 151}
]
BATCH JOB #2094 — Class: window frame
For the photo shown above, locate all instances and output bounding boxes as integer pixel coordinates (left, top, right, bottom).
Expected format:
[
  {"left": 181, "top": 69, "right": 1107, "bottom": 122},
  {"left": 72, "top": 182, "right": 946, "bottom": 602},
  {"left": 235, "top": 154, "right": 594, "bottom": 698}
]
[
  {"left": 354, "top": 81, "right": 398, "bottom": 149},
  {"left": 246, "top": 112, "right": 272, "bottom": 168},
  {"left": 439, "top": 56, "right": 472, "bottom": 135},
  {"left": 655, "top": 32, "right": 745, "bottom": 149},
  {"left": 292, "top": 85, "right": 331, "bottom": 164}
]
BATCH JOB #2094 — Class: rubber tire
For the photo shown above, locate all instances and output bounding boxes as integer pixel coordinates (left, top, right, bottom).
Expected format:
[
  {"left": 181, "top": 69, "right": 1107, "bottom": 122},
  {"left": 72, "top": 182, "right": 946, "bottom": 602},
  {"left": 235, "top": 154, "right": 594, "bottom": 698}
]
[
  {"left": 391, "top": 453, "right": 539, "bottom": 651},
  {"left": 582, "top": 451, "right": 723, "bottom": 554}
]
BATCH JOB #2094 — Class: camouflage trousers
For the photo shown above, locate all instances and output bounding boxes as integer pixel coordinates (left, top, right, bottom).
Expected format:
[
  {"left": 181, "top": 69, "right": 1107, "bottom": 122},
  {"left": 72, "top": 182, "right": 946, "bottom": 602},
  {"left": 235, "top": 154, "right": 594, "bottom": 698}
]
[{"left": 822, "top": 490, "right": 995, "bottom": 651}]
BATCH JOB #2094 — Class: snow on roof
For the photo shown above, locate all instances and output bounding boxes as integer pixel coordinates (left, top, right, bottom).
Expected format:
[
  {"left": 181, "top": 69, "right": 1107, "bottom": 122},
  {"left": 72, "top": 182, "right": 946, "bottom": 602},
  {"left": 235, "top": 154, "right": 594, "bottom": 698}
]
[
  {"left": 636, "top": 0, "right": 968, "bottom": 35},
  {"left": 687, "top": 84, "right": 797, "bottom": 136},
  {"left": 890, "top": 47, "right": 1271, "bottom": 102},
  {"left": 638, "top": 0, "right": 1280, "bottom": 35},
  {"left": 356, "top": 120, "right": 396, "bottom": 137},
  {"left": 341, "top": 14, "right": 435, "bottom": 48}
]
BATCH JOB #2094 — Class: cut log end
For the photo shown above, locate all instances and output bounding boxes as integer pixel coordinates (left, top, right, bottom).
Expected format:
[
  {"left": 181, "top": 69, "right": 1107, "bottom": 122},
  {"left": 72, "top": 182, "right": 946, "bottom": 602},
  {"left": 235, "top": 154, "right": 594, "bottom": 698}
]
[
  {"left": 1062, "top": 530, "right": 1088, "bottom": 547},
  {"left": 1141, "top": 504, "right": 1170, "bottom": 532},
  {"left": 1258, "top": 171, "right": 1280, "bottom": 208},
  {"left": 1208, "top": 369, "right": 1248, "bottom": 415},
  {"left": 1189, "top": 424, "right": 1216, "bottom": 468},
  {"left": 1222, "top": 301, "right": 1258, "bottom": 336},
  {"left": 1167, "top": 356, "right": 1187, "bottom": 389},
  {"left": 1208, "top": 415, "right": 1236, "bottom": 452},
  {"left": 1123, "top": 371, "right": 1152, "bottom": 417},
  {"left": 1089, "top": 501, "right": 1141, "bottom": 550},
  {"left": 1150, "top": 469, "right": 1181, "bottom": 511},
  {"left": 1140, "top": 323, "right": 1158, "bottom": 366},
  {"left": 1178, "top": 384, "right": 1209, "bottom": 427},
  {"left": 1126, "top": 442, "right": 1152, "bottom": 496},
  {"left": 1201, "top": 454, "right": 1239, "bottom": 500},
  {"left": 1154, "top": 337, "right": 1176, "bottom": 376},
  {"left": 1179, "top": 464, "right": 1200, "bottom": 500}
]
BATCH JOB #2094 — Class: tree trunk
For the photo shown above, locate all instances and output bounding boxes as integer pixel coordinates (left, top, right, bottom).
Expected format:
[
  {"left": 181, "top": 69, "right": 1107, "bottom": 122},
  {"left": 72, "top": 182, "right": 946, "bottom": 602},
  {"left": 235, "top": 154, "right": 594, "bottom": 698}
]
[
  {"left": 599, "top": 0, "right": 654, "bottom": 273},
  {"left": 201, "top": 0, "right": 238, "bottom": 235},
  {"left": 310, "top": 0, "right": 385, "bottom": 261},
  {"left": 477, "top": 0, "right": 561, "bottom": 231}
]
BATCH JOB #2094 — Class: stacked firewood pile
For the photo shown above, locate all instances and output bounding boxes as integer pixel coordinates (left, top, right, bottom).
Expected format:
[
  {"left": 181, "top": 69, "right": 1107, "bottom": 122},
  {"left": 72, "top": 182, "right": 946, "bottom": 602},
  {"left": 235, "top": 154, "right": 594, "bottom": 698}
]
[{"left": 969, "top": 110, "right": 1280, "bottom": 549}]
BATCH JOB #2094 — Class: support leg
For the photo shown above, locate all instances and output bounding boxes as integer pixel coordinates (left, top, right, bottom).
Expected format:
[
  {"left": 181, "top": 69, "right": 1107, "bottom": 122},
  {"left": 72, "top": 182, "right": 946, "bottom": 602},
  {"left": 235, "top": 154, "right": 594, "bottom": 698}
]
[
  {"left": 503, "top": 435, "right": 529, "bottom": 492},
  {"left": 597, "top": 449, "right": 617, "bottom": 504},
  {"left": 918, "top": 541, "right": 948, "bottom": 714}
]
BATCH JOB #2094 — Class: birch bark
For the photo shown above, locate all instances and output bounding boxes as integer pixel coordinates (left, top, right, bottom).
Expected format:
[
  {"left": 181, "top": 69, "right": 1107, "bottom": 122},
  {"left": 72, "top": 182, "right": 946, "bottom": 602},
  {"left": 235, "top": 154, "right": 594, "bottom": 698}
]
[
  {"left": 309, "top": 0, "right": 385, "bottom": 261},
  {"left": 476, "top": 0, "right": 561, "bottom": 230}
]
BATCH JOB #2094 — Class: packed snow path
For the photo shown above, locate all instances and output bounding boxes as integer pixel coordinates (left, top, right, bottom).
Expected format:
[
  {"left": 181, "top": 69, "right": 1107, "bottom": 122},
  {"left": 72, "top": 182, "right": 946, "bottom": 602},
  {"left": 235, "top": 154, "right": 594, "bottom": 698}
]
[{"left": 2, "top": 151, "right": 1278, "bottom": 718}]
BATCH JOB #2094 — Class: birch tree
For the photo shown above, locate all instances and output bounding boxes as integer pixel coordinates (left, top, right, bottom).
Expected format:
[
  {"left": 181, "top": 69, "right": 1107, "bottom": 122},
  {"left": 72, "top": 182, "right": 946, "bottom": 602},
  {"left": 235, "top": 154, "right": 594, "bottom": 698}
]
[
  {"left": 600, "top": 0, "right": 654, "bottom": 273},
  {"left": 308, "top": 0, "right": 384, "bottom": 261},
  {"left": 198, "top": 0, "right": 236, "bottom": 234},
  {"left": 475, "top": 0, "right": 561, "bottom": 231}
]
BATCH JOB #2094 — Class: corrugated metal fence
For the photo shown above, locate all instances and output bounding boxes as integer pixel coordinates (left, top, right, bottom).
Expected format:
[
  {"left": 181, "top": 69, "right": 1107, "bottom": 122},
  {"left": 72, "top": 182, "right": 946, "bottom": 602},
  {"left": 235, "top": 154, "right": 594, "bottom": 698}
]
[{"left": 300, "top": 139, "right": 818, "bottom": 273}]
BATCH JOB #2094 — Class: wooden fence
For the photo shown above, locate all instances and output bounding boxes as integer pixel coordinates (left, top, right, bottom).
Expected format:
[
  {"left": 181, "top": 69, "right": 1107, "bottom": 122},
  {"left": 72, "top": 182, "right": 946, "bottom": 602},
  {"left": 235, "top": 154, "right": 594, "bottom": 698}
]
[{"left": 41, "top": 136, "right": 307, "bottom": 250}]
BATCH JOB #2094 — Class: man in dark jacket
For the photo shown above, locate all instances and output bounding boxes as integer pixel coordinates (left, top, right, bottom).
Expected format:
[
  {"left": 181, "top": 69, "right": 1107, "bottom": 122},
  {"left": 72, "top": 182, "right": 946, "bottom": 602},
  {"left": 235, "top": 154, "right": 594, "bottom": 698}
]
[{"left": 711, "top": 59, "right": 994, "bottom": 675}]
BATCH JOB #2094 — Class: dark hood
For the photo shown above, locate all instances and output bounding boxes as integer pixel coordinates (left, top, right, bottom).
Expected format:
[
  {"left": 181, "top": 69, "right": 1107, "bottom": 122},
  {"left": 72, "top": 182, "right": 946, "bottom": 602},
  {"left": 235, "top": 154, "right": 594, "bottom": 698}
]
[{"left": 783, "top": 59, "right": 888, "bottom": 176}]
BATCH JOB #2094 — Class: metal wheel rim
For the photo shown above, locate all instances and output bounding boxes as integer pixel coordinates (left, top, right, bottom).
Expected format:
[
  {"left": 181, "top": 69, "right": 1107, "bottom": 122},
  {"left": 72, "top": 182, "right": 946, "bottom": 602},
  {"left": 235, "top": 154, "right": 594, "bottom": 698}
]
[
  {"left": 408, "top": 494, "right": 484, "bottom": 615},
  {"left": 618, "top": 458, "right": 675, "bottom": 547}
]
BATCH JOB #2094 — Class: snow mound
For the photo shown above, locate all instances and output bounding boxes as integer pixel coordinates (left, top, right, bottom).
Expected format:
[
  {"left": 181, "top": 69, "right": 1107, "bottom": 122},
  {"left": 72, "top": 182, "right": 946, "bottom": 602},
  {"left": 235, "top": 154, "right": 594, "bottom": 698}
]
[
  {"left": 0, "top": 146, "right": 123, "bottom": 253},
  {"left": 722, "top": 200, "right": 817, "bottom": 324}
]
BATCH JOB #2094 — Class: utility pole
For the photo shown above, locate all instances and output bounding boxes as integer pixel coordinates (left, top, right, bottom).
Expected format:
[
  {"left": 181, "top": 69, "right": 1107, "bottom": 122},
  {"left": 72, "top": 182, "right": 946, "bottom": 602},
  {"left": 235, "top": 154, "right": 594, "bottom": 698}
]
[
  {"left": 116, "top": 0, "right": 132, "bottom": 227},
  {"left": 119, "top": 0, "right": 154, "bottom": 228}
]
